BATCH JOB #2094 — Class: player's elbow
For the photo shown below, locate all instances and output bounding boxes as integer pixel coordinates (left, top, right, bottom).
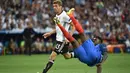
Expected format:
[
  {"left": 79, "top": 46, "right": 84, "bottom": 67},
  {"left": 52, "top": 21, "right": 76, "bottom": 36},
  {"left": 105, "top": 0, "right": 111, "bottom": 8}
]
[{"left": 96, "top": 64, "right": 102, "bottom": 68}]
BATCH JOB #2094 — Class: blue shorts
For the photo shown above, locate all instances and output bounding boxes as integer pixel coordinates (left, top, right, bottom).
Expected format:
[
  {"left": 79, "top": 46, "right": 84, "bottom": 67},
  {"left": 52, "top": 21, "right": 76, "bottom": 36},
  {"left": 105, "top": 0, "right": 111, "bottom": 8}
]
[{"left": 74, "top": 39, "right": 102, "bottom": 67}]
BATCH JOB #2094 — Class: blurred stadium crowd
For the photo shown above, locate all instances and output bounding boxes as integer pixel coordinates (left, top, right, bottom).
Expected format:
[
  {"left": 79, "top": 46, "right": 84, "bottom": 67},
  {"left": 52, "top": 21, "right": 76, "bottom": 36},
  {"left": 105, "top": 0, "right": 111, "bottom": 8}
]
[{"left": 0, "top": 0, "right": 130, "bottom": 55}]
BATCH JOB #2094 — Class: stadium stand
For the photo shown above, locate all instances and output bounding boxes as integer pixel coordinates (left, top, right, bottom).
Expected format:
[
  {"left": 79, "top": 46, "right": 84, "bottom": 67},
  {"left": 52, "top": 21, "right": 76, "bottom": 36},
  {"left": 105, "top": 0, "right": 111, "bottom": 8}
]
[{"left": 0, "top": 0, "right": 130, "bottom": 55}]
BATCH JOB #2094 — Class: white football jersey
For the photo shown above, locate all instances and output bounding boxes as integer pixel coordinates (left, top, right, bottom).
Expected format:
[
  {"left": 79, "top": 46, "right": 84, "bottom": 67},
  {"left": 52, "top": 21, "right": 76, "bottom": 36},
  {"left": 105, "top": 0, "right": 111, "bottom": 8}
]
[{"left": 55, "top": 11, "right": 72, "bottom": 42}]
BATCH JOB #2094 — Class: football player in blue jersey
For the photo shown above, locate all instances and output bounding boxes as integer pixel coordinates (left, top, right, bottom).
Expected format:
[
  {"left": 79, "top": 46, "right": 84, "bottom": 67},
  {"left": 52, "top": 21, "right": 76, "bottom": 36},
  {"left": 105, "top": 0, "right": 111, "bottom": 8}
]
[{"left": 54, "top": 8, "right": 108, "bottom": 73}]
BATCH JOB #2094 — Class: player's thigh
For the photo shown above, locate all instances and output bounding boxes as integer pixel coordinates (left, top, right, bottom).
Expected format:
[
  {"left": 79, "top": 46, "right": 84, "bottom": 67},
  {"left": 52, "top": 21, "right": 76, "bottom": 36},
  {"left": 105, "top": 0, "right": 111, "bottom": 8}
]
[
  {"left": 61, "top": 43, "right": 69, "bottom": 54},
  {"left": 82, "top": 39, "right": 95, "bottom": 53},
  {"left": 54, "top": 41, "right": 69, "bottom": 54},
  {"left": 74, "top": 46, "right": 90, "bottom": 64},
  {"left": 54, "top": 41, "right": 65, "bottom": 54}
]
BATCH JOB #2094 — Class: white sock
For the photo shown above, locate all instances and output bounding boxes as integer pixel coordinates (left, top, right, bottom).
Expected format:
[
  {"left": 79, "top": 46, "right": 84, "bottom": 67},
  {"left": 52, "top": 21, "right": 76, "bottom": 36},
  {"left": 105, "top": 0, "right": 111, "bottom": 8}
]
[{"left": 71, "top": 52, "right": 75, "bottom": 58}]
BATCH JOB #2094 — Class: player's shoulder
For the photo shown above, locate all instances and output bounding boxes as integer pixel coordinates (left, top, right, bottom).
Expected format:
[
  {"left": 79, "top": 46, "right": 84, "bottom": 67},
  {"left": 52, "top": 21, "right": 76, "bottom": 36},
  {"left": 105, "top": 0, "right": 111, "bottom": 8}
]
[
  {"left": 60, "top": 11, "right": 68, "bottom": 17},
  {"left": 55, "top": 11, "right": 65, "bottom": 19},
  {"left": 95, "top": 44, "right": 106, "bottom": 48},
  {"left": 99, "top": 44, "right": 107, "bottom": 51},
  {"left": 62, "top": 11, "right": 67, "bottom": 14},
  {"left": 99, "top": 44, "right": 106, "bottom": 47},
  {"left": 55, "top": 10, "right": 70, "bottom": 22}
]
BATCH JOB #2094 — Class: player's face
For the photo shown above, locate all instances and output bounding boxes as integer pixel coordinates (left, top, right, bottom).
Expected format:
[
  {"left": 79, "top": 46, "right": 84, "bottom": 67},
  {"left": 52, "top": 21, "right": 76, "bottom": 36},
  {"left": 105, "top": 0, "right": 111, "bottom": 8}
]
[
  {"left": 93, "top": 38, "right": 100, "bottom": 45},
  {"left": 53, "top": 4, "right": 62, "bottom": 14}
]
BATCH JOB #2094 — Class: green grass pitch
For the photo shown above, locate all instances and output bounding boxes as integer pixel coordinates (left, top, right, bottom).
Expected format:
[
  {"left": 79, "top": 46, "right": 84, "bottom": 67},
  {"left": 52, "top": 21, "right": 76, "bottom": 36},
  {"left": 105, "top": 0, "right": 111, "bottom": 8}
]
[{"left": 0, "top": 54, "right": 130, "bottom": 73}]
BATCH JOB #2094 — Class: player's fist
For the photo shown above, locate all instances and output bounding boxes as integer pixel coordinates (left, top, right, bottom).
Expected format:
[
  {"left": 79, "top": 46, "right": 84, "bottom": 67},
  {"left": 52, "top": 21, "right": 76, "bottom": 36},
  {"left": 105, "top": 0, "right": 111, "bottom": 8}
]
[
  {"left": 65, "top": 39, "right": 69, "bottom": 44},
  {"left": 43, "top": 33, "right": 51, "bottom": 38}
]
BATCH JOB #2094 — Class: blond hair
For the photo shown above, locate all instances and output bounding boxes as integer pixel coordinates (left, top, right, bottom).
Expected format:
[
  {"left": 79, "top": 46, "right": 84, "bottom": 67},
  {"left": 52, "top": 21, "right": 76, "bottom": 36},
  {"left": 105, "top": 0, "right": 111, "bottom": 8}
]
[{"left": 53, "top": 0, "right": 62, "bottom": 6}]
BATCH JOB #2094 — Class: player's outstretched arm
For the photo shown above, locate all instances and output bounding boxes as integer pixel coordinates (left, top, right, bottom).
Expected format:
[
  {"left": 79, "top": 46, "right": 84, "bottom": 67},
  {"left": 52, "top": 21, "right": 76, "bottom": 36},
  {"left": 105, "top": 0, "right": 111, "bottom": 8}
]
[
  {"left": 101, "top": 52, "right": 108, "bottom": 63},
  {"left": 43, "top": 29, "right": 56, "bottom": 38},
  {"left": 96, "top": 64, "right": 102, "bottom": 73},
  {"left": 96, "top": 51, "right": 108, "bottom": 73}
]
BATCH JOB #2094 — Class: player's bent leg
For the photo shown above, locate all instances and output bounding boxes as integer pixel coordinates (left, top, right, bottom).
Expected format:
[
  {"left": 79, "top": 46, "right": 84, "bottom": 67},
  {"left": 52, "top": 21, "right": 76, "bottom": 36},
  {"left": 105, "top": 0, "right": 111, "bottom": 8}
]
[
  {"left": 61, "top": 43, "right": 76, "bottom": 59},
  {"left": 63, "top": 51, "right": 76, "bottom": 59}
]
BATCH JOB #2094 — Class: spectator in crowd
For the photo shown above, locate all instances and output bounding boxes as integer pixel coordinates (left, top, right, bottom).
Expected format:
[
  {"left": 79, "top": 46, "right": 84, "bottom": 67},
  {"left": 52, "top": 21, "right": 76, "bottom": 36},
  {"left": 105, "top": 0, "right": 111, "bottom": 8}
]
[
  {"left": 45, "top": 38, "right": 54, "bottom": 53},
  {"left": 33, "top": 38, "right": 44, "bottom": 54},
  {"left": 8, "top": 38, "right": 18, "bottom": 54}
]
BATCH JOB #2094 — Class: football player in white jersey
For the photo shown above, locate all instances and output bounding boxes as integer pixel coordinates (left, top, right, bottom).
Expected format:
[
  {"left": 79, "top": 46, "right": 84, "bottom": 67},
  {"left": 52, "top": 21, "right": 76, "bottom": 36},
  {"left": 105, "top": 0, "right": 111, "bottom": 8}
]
[{"left": 42, "top": 0, "right": 75, "bottom": 73}]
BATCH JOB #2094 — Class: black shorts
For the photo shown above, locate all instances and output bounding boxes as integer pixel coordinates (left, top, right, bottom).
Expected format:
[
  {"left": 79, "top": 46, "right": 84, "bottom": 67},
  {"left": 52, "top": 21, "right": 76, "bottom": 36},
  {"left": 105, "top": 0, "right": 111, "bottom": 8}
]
[{"left": 54, "top": 41, "right": 69, "bottom": 54}]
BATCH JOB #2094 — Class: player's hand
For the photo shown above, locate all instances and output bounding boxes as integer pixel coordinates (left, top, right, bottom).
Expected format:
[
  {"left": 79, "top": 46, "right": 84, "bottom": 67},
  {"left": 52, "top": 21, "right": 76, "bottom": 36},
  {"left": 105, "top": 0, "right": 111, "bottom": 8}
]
[
  {"left": 43, "top": 32, "right": 51, "bottom": 38},
  {"left": 53, "top": 17, "right": 60, "bottom": 24},
  {"left": 65, "top": 39, "right": 69, "bottom": 44}
]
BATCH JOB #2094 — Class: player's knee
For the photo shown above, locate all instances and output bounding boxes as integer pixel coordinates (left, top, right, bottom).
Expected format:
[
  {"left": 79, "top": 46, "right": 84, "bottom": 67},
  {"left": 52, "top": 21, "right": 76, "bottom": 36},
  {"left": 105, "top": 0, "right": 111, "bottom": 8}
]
[
  {"left": 63, "top": 54, "right": 71, "bottom": 59},
  {"left": 64, "top": 57, "right": 71, "bottom": 60},
  {"left": 49, "top": 51, "right": 57, "bottom": 60},
  {"left": 64, "top": 57, "right": 70, "bottom": 59}
]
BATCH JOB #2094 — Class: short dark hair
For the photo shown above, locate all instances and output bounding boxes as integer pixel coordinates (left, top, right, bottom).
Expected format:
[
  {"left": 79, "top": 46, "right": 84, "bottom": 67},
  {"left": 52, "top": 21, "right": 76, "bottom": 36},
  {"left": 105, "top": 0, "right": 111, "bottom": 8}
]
[{"left": 53, "top": 0, "right": 62, "bottom": 6}]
